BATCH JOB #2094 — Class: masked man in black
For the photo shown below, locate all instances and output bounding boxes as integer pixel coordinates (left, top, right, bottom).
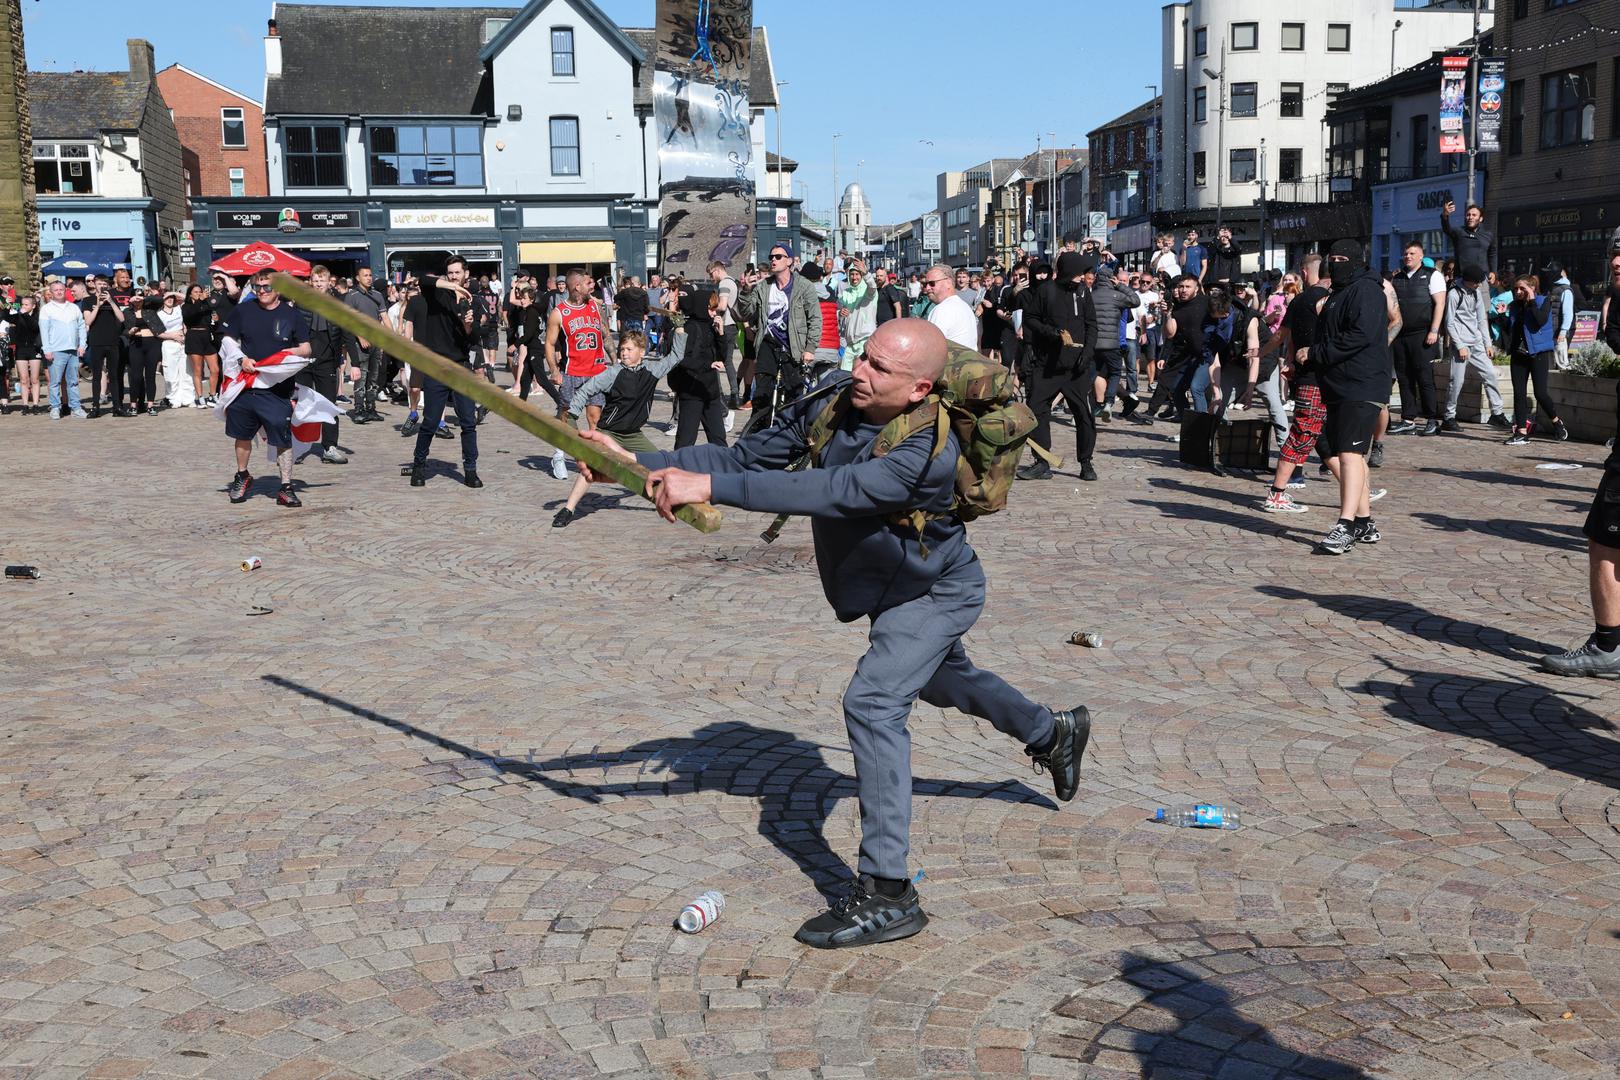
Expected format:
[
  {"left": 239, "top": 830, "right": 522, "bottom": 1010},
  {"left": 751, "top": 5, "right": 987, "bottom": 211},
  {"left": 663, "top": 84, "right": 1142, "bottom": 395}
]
[{"left": 1015, "top": 251, "right": 1099, "bottom": 482}]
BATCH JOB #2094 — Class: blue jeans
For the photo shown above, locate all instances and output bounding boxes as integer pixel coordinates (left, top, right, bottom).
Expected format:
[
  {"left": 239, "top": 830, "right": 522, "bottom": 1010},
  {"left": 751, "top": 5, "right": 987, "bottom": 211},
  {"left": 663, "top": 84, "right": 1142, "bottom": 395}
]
[
  {"left": 1185, "top": 358, "right": 1215, "bottom": 413},
  {"left": 48, "top": 351, "right": 81, "bottom": 412}
]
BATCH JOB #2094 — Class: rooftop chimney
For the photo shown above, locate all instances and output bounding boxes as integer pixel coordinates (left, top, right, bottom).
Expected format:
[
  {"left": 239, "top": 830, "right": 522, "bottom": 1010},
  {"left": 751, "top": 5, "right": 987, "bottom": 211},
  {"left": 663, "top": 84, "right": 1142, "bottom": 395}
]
[
  {"left": 265, "top": 20, "right": 282, "bottom": 77},
  {"left": 126, "top": 39, "right": 154, "bottom": 85}
]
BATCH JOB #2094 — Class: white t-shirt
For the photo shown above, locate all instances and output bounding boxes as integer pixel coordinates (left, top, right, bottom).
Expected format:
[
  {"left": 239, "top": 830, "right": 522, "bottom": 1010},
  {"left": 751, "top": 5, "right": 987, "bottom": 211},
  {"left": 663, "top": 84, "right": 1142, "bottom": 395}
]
[
  {"left": 1151, "top": 250, "right": 1181, "bottom": 278},
  {"left": 927, "top": 294, "right": 979, "bottom": 350},
  {"left": 1137, "top": 289, "right": 1161, "bottom": 332}
]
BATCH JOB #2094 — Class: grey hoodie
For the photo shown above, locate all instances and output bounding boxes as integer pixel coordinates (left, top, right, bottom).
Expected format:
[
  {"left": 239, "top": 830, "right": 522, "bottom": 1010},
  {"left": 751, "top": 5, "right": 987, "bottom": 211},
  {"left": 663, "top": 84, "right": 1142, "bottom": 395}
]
[{"left": 1444, "top": 281, "right": 1490, "bottom": 359}]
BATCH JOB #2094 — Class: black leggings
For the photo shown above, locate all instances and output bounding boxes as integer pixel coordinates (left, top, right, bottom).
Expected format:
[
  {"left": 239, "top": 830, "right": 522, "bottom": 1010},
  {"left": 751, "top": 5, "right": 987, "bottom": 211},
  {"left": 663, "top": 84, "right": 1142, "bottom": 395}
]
[
  {"left": 128, "top": 339, "right": 159, "bottom": 408},
  {"left": 1509, "top": 349, "right": 1558, "bottom": 429},
  {"left": 85, "top": 343, "right": 119, "bottom": 407}
]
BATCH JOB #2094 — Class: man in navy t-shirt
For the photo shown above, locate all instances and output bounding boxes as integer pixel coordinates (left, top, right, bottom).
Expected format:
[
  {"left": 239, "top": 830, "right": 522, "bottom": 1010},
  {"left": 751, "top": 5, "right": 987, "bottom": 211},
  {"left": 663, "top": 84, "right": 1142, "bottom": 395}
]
[{"left": 222, "top": 269, "right": 311, "bottom": 507}]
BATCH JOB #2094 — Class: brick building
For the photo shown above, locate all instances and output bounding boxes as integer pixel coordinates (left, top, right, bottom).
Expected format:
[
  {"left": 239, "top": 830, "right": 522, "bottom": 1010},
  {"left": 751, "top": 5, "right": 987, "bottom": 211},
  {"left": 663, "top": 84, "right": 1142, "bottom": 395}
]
[
  {"left": 1488, "top": 0, "right": 1619, "bottom": 295},
  {"left": 155, "top": 64, "right": 267, "bottom": 199}
]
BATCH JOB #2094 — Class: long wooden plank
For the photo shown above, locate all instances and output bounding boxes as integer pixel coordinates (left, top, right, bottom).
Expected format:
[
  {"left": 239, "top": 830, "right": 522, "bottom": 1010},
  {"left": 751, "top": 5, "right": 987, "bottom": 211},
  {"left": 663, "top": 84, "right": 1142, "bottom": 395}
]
[{"left": 271, "top": 273, "right": 722, "bottom": 533}]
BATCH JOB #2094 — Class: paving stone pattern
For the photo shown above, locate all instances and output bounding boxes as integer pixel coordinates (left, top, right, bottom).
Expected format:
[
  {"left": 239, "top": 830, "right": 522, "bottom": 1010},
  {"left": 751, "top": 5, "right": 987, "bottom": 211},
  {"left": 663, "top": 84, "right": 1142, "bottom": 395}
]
[{"left": 2, "top": 400, "right": 1618, "bottom": 1080}]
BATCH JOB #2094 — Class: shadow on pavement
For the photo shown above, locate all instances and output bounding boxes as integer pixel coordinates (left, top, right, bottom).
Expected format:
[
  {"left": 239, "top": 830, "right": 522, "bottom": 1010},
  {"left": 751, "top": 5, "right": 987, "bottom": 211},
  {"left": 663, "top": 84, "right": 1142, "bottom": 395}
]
[
  {"left": 1066, "top": 951, "right": 1371, "bottom": 1078},
  {"left": 1411, "top": 510, "right": 1586, "bottom": 552},
  {"left": 1128, "top": 498, "right": 1318, "bottom": 548},
  {"left": 261, "top": 676, "right": 1053, "bottom": 900},
  {"left": 1359, "top": 664, "right": 1620, "bottom": 790},
  {"left": 1256, "top": 584, "right": 1562, "bottom": 663},
  {"left": 1417, "top": 465, "right": 1593, "bottom": 495}
]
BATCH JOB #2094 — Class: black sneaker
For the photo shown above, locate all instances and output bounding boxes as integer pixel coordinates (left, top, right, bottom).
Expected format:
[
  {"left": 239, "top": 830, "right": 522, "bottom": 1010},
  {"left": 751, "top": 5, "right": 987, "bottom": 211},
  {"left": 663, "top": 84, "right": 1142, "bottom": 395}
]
[
  {"left": 1016, "top": 460, "right": 1052, "bottom": 481},
  {"left": 1440, "top": 418, "right": 1461, "bottom": 433},
  {"left": 1367, "top": 442, "right": 1385, "bottom": 469},
  {"left": 1550, "top": 419, "right": 1570, "bottom": 442},
  {"left": 552, "top": 507, "right": 575, "bottom": 528},
  {"left": 1353, "top": 519, "right": 1382, "bottom": 545},
  {"left": 401, "top": 415, "right": 420, "bottom": 436},
  {"left": 434, "top": 424, "right": 454, "bottom": 440},
  {"left": 409, "top": 462, "right": 426, "bottom": 487},
  {"left": 1486, "top": 413, "right": 1511, "bottom": 430},
  {"left": 1320, "top": 522, "right": 1356, "bottom": 555},
  {"left": 1541, "top": 636, "right": 1620, "bottom": 677},
  {"left": 1387, "top": 420, "right": 1417, "bottom": 435},
  {"left": 463, "top": 467, "right": 483, "bottom": 488},
  {"left": 1418, "top": 420, "right": 1441, "bottom": 437},
  {"left": 1026, "top": 705, "right": 1089, "bottom": 802},
  {"left": 1079, "top": 460, "right": 1098, "bottom": 482},
  {"left": 793, "top": 874, "right": 928, "bottom": 949},
  {"left": 276, "top": 483, "right": 302, "bottom": 508},
  {"left": 228, "top": 470, "right": 253, "bottom": 504}
]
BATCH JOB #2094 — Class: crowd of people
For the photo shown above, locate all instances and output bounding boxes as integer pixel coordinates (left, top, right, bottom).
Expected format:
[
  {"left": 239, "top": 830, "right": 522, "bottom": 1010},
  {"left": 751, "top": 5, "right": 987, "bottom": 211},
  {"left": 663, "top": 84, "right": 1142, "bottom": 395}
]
[{"left": 3, "top": 205, "right": 1618, "bottom": 669}]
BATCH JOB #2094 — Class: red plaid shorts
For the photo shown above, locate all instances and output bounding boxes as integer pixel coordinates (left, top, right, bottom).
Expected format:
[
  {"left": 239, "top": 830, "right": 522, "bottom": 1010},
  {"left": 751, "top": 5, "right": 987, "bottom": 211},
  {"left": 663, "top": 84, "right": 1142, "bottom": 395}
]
[{"left": 1279, "top": 383, "right": 1325, "bottom": 466}]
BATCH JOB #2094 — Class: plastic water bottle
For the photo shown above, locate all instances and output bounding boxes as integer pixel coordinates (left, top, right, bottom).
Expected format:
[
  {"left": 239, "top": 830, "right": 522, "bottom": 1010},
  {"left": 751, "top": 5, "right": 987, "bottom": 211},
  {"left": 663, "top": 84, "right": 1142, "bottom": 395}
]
[
  {"left": 676, "top": 890, "right": 724, "bottom": 933},
  {"left": 1155, "top": 804, "right": 1242, "bottom": 830}
]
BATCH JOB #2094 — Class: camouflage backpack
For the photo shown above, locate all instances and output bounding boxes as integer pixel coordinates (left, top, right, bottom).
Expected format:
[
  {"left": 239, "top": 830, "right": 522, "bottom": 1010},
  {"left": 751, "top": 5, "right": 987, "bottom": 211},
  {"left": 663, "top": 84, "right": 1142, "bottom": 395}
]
[{"left": 805, "top": 343, "right": 1053, "bottom": 542}]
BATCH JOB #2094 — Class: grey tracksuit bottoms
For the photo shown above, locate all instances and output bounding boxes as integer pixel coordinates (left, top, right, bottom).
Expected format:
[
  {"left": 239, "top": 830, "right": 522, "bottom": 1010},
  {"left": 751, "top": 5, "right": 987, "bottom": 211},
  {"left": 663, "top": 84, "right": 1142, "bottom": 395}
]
[{"left": 844, "top": 561, "right": 1055, "bottom": 879}]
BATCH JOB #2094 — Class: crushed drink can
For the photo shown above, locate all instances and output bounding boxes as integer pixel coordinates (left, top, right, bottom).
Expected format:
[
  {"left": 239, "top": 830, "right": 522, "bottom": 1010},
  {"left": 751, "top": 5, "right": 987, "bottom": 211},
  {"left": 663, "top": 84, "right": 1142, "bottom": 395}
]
[
  {"left": 241, "top": 557, "right": 262, "bottom": 573},
  {"left": 5, "top": 565, "right": 40, "bottom": 580},
  {"left": 676, "top": 890, "right": 724, "bottom": 934},
  {"left": 1068, "top": 631, "right": 1103, "bottom": 648}
]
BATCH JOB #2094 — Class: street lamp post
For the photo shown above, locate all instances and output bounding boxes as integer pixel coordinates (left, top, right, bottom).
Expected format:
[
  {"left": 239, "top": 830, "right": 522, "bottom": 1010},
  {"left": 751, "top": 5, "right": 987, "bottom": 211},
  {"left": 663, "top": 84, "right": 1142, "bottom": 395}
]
[
  {"left": 1204, "top": 41, "right": 1226, "bottom": 230},
  {"left": 1258, "top": 138, "right": 1268, "bottom": 274},
  {"left": 1390, "top": 20, "right": 1403, "bottom": 77},
  {"left": 1048, "top": 130, "right": 1058, "bottom": 255},
  {"left": 774, "top": 80, "right": 787, "bottom": 200},
  {"left": 831, "top": 132, "right": 842, "bottom": 256},
  {"left": 1146, "top": 84, "right": 1159, "bottom": 220},
  {"left": 1466, "top": 0, "right": 1481, "bottom": 206}
]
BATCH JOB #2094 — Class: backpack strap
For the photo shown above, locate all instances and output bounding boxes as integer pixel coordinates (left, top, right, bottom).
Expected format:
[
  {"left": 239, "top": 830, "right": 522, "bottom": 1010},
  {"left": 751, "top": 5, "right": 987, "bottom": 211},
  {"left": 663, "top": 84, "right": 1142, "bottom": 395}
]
[{"left": 806, "top": 384, "right": 855, "bottom": 466}]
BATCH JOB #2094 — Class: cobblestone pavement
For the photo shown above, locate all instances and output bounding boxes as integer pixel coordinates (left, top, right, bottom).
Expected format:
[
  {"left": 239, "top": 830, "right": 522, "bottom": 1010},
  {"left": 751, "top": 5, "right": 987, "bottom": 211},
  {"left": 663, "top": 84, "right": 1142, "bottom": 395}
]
[{"left": 3, "top": 397, "right": 1619, "bottom": 1080}]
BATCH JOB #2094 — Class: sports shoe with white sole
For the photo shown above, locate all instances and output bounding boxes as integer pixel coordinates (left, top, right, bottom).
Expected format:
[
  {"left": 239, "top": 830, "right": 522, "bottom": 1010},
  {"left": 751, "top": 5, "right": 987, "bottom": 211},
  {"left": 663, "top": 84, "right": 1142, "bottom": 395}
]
[{"left": 794, "top": 874, "right": 927, "bottom": 949}]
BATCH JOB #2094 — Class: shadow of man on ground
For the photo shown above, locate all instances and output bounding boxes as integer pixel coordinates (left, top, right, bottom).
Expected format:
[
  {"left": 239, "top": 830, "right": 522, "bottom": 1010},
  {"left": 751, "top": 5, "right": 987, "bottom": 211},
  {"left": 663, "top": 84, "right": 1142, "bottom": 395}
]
[{"left": 262, "top": 676, "right": 1053, "bottom": 900}]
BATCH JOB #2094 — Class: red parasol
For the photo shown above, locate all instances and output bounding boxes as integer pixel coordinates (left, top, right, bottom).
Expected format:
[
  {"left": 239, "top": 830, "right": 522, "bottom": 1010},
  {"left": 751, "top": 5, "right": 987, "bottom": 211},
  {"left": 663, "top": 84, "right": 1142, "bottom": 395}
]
[{"left": 209, "top": 241, "right": 311, "bottom": 278}]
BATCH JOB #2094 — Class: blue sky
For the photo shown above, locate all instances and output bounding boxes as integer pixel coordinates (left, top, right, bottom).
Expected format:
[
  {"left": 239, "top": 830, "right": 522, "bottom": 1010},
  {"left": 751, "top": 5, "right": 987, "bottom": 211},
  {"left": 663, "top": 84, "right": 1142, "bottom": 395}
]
[{"left": 23, "top": 0, "right": 1163, "bottom": 225}]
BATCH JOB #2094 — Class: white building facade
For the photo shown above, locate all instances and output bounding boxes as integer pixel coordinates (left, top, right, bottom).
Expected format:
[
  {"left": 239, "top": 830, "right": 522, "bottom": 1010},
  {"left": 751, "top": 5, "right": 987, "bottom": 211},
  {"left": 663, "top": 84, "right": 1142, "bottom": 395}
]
[{"left": 1160, "top": 0, "right": 1484, "bottom": 216}]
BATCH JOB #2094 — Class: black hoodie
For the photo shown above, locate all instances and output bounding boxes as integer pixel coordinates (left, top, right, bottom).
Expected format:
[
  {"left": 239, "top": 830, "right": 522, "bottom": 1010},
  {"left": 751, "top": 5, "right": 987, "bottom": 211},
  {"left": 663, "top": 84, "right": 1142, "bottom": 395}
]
[
  {"left": 1021, "top": 251, "right": 1098, "bottom": 376},
  {"left": 1310, "top": 268, "right": 1393, "bottom": 406}
]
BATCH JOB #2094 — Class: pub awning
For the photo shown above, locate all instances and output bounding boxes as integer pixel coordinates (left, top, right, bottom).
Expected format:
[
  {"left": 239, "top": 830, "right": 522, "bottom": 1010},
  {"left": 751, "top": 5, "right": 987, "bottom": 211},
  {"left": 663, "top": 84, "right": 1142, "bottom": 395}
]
[{"left": 42, "top": 239, "right": 131, "bottom": 278}]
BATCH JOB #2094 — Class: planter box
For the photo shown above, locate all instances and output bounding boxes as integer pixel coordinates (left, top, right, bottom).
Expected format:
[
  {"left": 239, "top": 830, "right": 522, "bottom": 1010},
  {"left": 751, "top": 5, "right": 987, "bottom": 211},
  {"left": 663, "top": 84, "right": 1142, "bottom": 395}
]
[{"left": 1431, "top": 361, "right": 1617, "bottom": 443}]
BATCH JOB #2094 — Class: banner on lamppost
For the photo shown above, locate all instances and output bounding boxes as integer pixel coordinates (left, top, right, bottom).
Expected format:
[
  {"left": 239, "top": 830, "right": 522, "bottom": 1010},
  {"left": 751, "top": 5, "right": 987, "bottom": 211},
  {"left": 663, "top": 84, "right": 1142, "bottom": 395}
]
[
  {"left": 1476, "top": 57, "right": 1506, "bottom": 153},
  {"left": 1439, "top": 54, "right": 1469, "bottom": 154}
]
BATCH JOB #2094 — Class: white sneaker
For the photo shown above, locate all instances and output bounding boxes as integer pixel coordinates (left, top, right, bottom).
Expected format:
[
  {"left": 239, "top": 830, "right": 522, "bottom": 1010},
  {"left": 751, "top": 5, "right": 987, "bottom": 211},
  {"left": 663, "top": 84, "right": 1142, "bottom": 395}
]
[
  {"left": 725, "top": 410, "right": 735, "bottom": 433},
  {"left": 49, "top": 408, "right": 61, "bottom": 420},
  {"left": 70, "top": 407, "right": 88, "bottom": 418},
  {"left": 550, "top": 450, "right": 568, "bottom": 480},
  {"left": 1261, "top": 490, "right": 1308, "bottom": 514},
  {"left": 1369, "top": 488, "right": 1387, "bottom": 503}
]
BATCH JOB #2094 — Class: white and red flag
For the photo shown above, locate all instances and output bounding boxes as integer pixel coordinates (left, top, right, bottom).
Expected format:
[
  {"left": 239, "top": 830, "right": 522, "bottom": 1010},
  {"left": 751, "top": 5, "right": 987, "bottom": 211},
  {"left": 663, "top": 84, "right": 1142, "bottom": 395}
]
[{"left": 214, "top": 346, "right": 338, "bottom": 461}]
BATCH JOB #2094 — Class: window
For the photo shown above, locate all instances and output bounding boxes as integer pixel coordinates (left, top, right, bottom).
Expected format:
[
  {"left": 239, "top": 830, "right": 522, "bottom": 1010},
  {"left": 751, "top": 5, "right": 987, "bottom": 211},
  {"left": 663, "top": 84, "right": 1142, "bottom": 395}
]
[
  {"left": 550, "top": 116, "right": 580, "bottom": 175},
  {"left": 1541, "top": 66, "right": 1596, "bottom": 148},
  {"left": 1327, "top": 24, "right": 1351, "bottom": 52},
  {"left": 221, "top": 107, "right": 246, "bottom": 148},
  {"left": 1193, "top": 151, "right": 1206, "bottom": 186},
  {"left": 1410, "top": 114, "right": 1430, "bottom": 175},
  {"left": 1281, "top": 22, "right": 1304, "bottom": 51},
  {"left": 551, "top": 27, "right": 575, "bottom": 77},
  {"left": 1508, "top": 79, "right": 1524, "bottom": 154},
  {"left": 1278, "top": 148, "right": 1302, "bottom": 182},
  {"left": 1230, "top": 148, "right": 1256, "bottom": 183},
  {"left": 284, "top": 123, "right": 345, "bottom": 187},
  {"left": 1194, "top": 26, "right": 1207, "bottom": 57},
  {"left": 1231, "top": 83, "right": 1257, "bottom": 118},
  {"left": 483, "top": 17, "right": 510, "bottom": 43},
  {"left": 1613, "top": 57, "right": 1619, "bottom": 138},
  {"left": 1194, "top": 86, "right": 1207, "bottom": 123},
  {"left": 1231, "top": 22, "right": 1257, "bottom": 51},
  {"left": 32, "top": 141, "right": 95, "bottom": 194},
  {"left": 1280, "top": 83, "right": 1303, "bottom": 117},
  {"left": 367, "top": 124, "right": 483, "bottom": 187},
  {"left": 229, "top": 168, "right": 245, "bottom": 197}
]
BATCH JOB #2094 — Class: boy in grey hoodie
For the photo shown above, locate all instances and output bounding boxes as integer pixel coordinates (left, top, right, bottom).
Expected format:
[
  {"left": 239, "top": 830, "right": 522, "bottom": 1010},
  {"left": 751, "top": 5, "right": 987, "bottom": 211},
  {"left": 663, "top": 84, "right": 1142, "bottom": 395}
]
[{"left": 1442, "top": 265, "right": 1508, "bottom": 431}]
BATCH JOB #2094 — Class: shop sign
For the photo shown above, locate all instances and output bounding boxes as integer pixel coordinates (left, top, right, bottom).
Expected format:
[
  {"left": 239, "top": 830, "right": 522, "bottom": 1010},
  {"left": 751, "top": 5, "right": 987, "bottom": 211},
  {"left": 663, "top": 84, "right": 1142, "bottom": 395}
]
[
  {"left": 774, "top": 207, "right": 789, "bottom": 228},
  {"left": 217, "top": 208, "right": 358, "bottom": 230},
  {"left": 1573, "top": 311, "right": 1598, "bottom": 346},
  {"left": 179, "top": 230, "right": 195, "bottom": 264},
  {"left": 389, "top": 207, "right": 496, "bottom": 230}
]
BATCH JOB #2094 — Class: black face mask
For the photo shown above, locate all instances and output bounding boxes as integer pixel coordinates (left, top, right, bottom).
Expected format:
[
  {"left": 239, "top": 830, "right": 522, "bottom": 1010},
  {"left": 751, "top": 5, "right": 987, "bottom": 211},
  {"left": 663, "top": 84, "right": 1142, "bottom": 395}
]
[{"left": 1327, "top": 261, "right": 1356, "bottom": 288}]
